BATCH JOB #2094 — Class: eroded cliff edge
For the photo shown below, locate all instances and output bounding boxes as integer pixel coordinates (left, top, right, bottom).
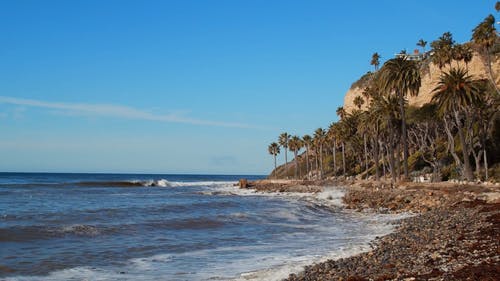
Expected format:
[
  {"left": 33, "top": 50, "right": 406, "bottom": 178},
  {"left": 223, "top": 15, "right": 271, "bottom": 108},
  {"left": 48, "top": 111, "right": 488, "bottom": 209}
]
[{"left": 343, "top": 51, "right": 500, "bottom": 113}]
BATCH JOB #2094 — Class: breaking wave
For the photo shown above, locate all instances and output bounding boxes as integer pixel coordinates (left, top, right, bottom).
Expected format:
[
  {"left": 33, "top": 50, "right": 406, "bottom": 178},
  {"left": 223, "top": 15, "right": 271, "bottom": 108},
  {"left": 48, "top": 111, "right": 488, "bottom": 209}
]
[{"left": 0, "top": 179, "right": 237, "bottom": 188}]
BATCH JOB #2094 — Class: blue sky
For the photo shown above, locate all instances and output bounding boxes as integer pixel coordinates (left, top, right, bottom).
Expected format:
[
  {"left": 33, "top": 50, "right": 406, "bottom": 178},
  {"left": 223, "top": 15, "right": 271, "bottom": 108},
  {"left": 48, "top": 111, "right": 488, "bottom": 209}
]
[{"left": 0, "top": 0, "right": 494, "bottom": 174}]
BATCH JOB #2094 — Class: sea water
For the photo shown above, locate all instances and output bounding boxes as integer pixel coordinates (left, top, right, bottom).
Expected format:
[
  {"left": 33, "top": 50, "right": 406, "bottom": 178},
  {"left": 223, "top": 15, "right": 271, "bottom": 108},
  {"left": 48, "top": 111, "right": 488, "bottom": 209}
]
[{"left": 0, "top": 173, "right": 401, "bottom": 281}]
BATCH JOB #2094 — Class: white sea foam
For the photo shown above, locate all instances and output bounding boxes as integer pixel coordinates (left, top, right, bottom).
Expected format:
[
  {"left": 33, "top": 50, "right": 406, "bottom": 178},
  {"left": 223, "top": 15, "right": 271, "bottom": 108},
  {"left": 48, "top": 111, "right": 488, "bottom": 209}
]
[
  {"left": 5, "top": 182, "right": 409, "bottom": 281},
  {"left": 132, "top": 179, "right": 237, "bottom": 188},
  {"left": 167, "top": 180, "right": 237, "bottom": 187},
  {"left": 208, "top": 184, "right": 346, "bottom": 209},
  {"left": 4, "top": 213, "right": 406, "bottom": 281}
]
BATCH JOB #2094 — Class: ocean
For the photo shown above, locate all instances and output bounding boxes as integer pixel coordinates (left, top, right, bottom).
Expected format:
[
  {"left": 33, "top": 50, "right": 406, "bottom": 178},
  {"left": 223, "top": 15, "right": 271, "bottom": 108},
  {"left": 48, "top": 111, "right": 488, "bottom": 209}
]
[{"left": 0, "top": 173, "right": 401, "bottom": 281}]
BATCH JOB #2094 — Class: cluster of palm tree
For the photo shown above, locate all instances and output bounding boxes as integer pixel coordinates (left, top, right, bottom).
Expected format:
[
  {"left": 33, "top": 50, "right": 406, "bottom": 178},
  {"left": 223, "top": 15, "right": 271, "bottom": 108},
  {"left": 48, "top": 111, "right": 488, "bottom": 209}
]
[
  {"left": 268, "top": 128, "right": 334, "bottom": 180},
  {"left": 268, "top": 8, "right": 500, "bottom": 183}
]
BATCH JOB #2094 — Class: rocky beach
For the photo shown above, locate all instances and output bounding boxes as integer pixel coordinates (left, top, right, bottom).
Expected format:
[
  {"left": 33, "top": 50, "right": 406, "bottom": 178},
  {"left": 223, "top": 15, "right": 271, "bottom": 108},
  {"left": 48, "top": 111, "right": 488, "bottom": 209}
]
[{"left": 245, "top": 179, "right": 500, "bottom": 280}]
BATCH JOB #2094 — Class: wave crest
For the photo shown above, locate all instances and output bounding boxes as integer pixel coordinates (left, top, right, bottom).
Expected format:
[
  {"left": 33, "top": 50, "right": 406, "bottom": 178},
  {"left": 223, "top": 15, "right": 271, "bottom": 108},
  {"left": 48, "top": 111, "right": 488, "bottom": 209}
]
[{"left": 1, "top": 179, "right": 237, "bottom": 188}]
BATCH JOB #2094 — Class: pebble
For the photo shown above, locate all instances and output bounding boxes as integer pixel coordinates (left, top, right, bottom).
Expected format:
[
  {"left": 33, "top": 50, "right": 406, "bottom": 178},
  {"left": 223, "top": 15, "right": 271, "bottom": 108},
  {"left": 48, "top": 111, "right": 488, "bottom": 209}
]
[{"left": 285, "top": 188, "right": 499, "bottom": 281}]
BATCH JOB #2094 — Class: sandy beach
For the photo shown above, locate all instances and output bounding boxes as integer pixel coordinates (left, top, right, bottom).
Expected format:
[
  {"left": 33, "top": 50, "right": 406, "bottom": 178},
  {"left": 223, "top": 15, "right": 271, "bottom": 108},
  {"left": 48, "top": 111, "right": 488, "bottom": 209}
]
[{"left": 245, "top": 179, "right": 500, "bottom": 280}]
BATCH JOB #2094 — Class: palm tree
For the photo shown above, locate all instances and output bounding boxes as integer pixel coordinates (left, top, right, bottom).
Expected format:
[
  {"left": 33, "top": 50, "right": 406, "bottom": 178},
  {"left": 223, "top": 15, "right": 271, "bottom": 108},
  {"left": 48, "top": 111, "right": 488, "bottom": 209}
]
[
  {"left": 462, "top": 43, "right": 474, "bottom": 71},
  {"left": 372, "top": 94, "right": 401, "bottom": 183},
  {"left": 268, "top": 143, "right": 280, "bottom": 179},
  {"left": 417, "top": 39, "right": 427, "bottom": 54},
  {"left": 472, "top": 14, "right": 499, "bottom": 95},
  {"left": 327, "top": 123, "right": 338, "bottom": 177},
  {"left": 367, "top": 102, "right": 382, "bottom": 181},
  {"left": 278, "top": 132, "right": 290, "bottom": 178},
  {"left": 336, "top": 107, "right": 347, "bottom": 177},
  {"left": 475, "top": 81, "right": 499, "bottom": 180},
  {"left": 380, "top": 57, "right": 421, "bottom": 180},
  {"left": 357, "top": 111, "right": 370, "bottom": 177},
  {"left": 314, "top": 128, "right": 326, "bottom": 179},
  {"left": 336, "top": 120, "right": 351, "bottom": 178},
  {"left": 302, "top": 134, "right": 313, "bottom": 179},
  {"left": 496, "top": 1, "right": 500, "bottom": 12},
  {"left": 371, "top": 52, "right": 381, "bottom": 71},
  {"left": 353, "top": 96, "right": 365, "bottom": 110},
  {"left": 288, "top": 136, "right": 303, "bottom": 179},
  {"left": 431, "top": 32, "right": 455, "bottom": 69},
  {"left": 431, "top": 68, "right": 482, "bottom": 181},
  {"left": 450, "top": 43, "right": 474, "bottom": 69},
  {"left": 451, "top": 44, "right": 465, "bottom": 68},
  {"left": 336, "top": 106, "right": 346, "bottom": 119}
]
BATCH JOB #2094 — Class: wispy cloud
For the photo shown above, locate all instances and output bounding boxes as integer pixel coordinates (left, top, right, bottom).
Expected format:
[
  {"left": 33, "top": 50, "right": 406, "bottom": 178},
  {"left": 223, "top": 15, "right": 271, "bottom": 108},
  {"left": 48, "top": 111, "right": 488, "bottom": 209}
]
[{"left": 0, "top": 96, "right": 254, "bottom": 128}]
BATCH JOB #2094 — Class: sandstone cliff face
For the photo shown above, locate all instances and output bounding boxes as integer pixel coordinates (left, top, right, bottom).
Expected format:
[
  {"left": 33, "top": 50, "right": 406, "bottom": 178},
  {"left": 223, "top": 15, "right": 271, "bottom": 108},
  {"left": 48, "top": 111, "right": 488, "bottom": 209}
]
[{"left": 343, "top": 52, "right": 500, "bottom": 113}]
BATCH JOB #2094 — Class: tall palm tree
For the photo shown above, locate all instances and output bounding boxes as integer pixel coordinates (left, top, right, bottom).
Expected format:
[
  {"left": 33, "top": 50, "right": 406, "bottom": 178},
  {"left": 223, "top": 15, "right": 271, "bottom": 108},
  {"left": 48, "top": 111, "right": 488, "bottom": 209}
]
[
  {"left": 336, "top": 107, "right": 347, "bottom": 177},
  {"left": 357, "top": 111, "right": 370, "bottom": 177},
  {"left": 380, "top": 57, "right": 421, "bottom": 180},
  {"left": 371, "top": 94, "right": 401, "bottom": 183},
  {"left": 431, "top": 32, "right": 455, "bottom": 69},
  {"left": 278, "top": 132, "right": 290, "bottom": 178},
  {"left": 314, "top": 128, "right": 326, "bottom": 179},
  {"left": 417, "top": 39, "right": 427, "bottom": 54},
  {"left": 268, "top": 142, "right": 280, "bottom": 179},
  {"left": 367, "top": 102, "right": 383, "bottom": 181},
  {"left": 336, "top": 120, "right": 350, "bottom": 177},
  {"left": 451, "top": 44, "right": 466, "bottom": 68},
  {"left": 288, "top": 136, "right": 303, "bottom": 179},
  {"left": 472, "top": 14, "right": 499, "bottom": 95},
  {"left": 431, "top": 68, "right": 482, "bottom": 181},
  {"left": 371, "top": 52, "right": 381, "bottom": 71},
  {"left": 462, "top": 43, "right": 474, "bottom": 71},
  {"left": 496, "top": 1, "right": 500, "bottom": 12},
  {"left": 475, "top": 81, "right": 500, "bottom": 180},
  {"left": 327, "top": 123, "right": 338, "bottom": 177},
  {"left": 302, "top": 134, "right": 313, "bottom": 179}
]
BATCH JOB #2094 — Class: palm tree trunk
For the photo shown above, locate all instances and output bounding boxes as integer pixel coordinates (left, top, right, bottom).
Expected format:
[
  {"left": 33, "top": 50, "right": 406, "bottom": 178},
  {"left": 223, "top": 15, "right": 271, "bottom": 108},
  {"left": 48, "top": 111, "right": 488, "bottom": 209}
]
[
  {"left": 389, "top": 144, "right": 396, "bottom": 184},
  {"left": 363, "top": 134, "right": 368, "bottom": 178},
  {"left": 473, "top": 150, "right": 482, "bottom": 176},
  {"left": 293, "top": 150, "right": 299, "bottom": 179},
  {"left": 374, "top": 136, "right": 380, "bottom": 181},
  {"left": 381, "top": 145, "right": 386, "bottom": 178},
  {"left": 482, "top": 122, "right": 489, "bottom": 181},
  {"left": 284, "top": 149, "right": 288, "bottom": 179},
  {"left": 484, "top": 147, "right": 489, "bottom": 181},
  {"left": 398, "top": 92, "right": 409, "bottom": 180},
  {"left": 305, "top": 147, "right": 310, "bottom": 180},
  {"left": 342, "top": 142, "right": 346, "bottom": 177},
  {"left": 388, "top": 121, "right": 397, "bottom": 183},
  {"left": 315, "top": 149, "right": 319, "bottom": 177},
  {"left": 454, "top": 110, "right": 474, "bottom": 181},
  {"left": 298, "top": 153, "right": 302, "bottom": 179},
  {"left": 273, "top": 155, "right": 277, "bottom": 179},
  {"left": 319, "top": 144, "right": 324, "bottom": 179},
  {"left": 482, "top": 119, "right": 489, "bottom": 180},
  {"left": 396, "top": 142, "right": 401, "bottom": 180},
  {"left": 333, "top": 141, "right": 337, "bottom": 177}
]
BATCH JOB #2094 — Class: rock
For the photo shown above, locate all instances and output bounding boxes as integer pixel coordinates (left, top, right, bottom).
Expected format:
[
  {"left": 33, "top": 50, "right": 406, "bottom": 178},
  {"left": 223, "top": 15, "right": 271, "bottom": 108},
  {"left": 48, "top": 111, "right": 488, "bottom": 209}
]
[
  {"left": 239, "top": 178, "right": 248, "bottom": 189},
  {"left": 479, "top": 192, "right": 500, "bottom": 204}
]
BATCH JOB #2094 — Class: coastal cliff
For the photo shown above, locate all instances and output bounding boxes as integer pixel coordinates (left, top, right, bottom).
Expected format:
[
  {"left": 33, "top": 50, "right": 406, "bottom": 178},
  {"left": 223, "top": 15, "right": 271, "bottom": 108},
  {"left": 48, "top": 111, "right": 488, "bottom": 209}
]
[{"left": 343, "top": 51, "right": 500, "bottom": 113}]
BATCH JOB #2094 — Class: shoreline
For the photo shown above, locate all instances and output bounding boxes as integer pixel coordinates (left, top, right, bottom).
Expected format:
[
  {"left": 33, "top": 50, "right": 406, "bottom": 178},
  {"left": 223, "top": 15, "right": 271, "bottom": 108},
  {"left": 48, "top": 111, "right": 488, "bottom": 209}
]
[{"left": 245, "top": 179, "right": 500, "bottom": 280}]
